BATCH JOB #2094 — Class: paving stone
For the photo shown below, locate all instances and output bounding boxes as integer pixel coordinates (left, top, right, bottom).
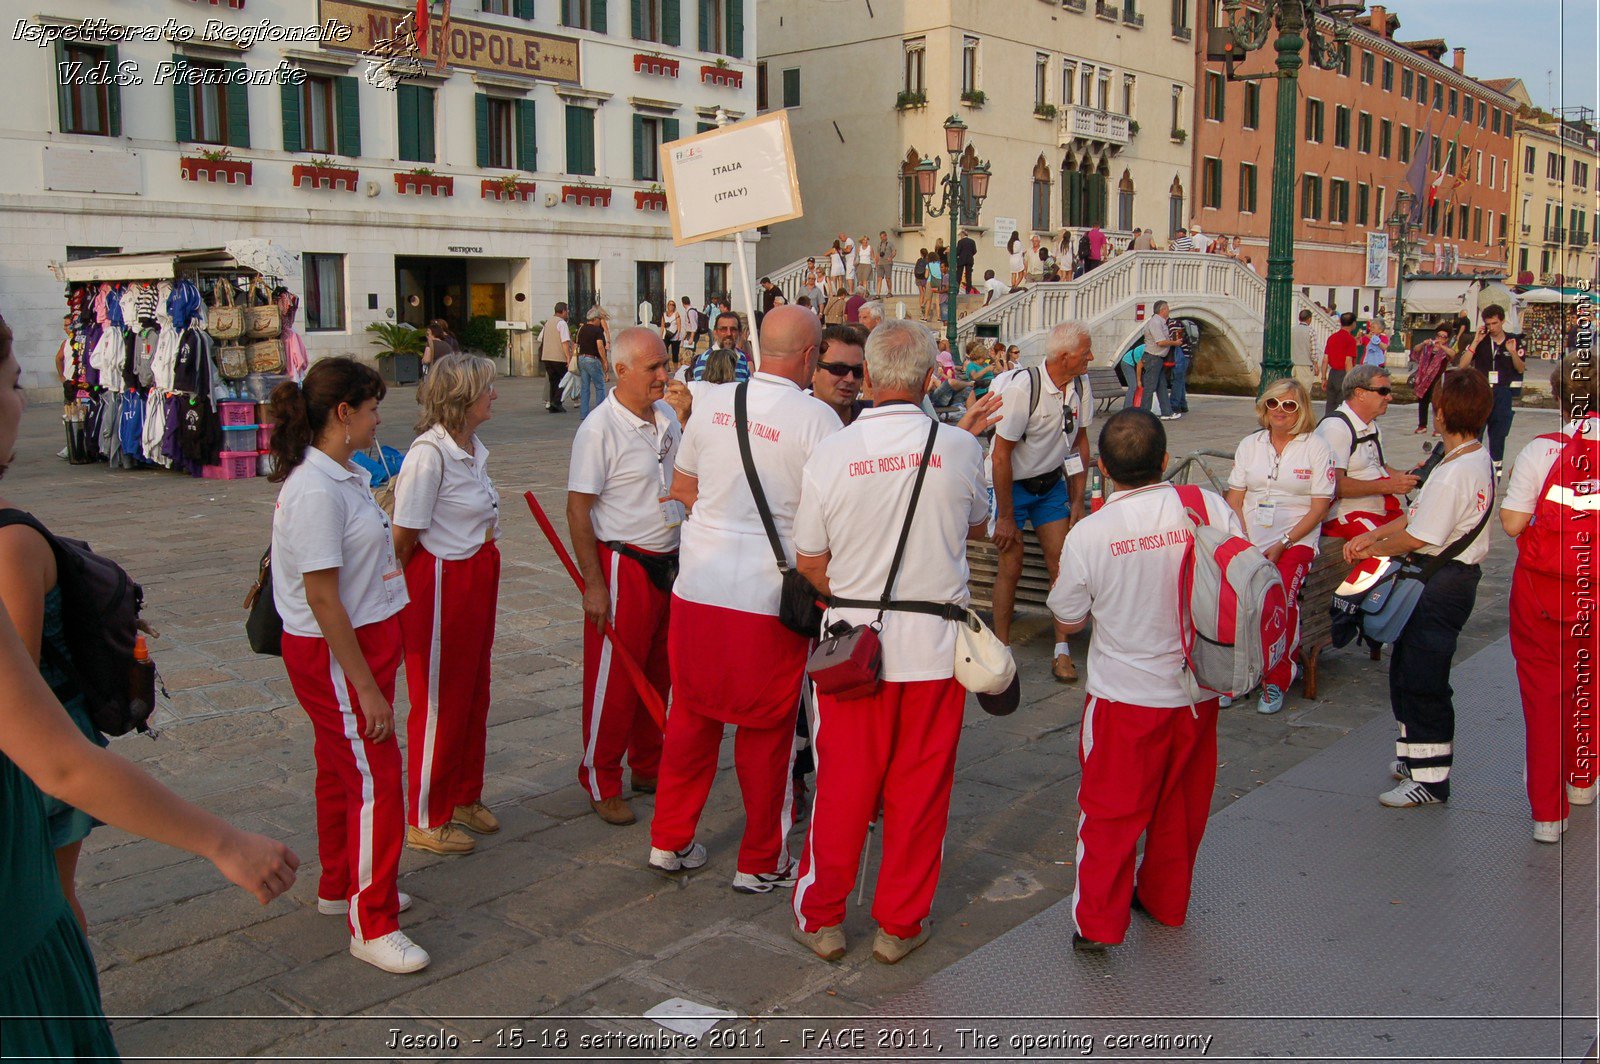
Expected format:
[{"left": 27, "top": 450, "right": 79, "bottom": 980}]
[
  {"left": 94, "top": 886, "right": 287, "bottom": 961},
  {"left": 98, "top": 934, "right": 288, "bottom": 1016},
  {"left": 648, "top": 933, "right": 824, "bottom": 1014},
  {"left": 111, "top": 985, "right": 315, "bottom": 1061}
]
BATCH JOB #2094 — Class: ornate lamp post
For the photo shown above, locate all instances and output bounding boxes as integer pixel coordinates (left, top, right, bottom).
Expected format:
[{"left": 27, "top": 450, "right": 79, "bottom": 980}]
[
  {"left": 1212, "top": 0, "right": 1364, "bottom": 394},
  {"left": 1385, "top": 190, "right": 1416, "bottom": 352},
  {"left": 915, "top": 115, "right": 992, "bottom": 353}
]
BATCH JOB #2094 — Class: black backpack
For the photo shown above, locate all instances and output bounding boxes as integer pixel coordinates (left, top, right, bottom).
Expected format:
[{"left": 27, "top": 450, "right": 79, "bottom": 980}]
[
  {"left": 0, "top": 510, "right": 154, "bottom": 735},
  {"left": 1078, "top": 232, "right": 1093, "bottom": 260}
]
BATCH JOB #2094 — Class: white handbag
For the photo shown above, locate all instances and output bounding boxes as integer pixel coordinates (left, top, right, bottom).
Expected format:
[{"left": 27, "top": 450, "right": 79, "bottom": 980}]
[{"left": 952, "top": 608, "right": 1016, "bottom": 695}]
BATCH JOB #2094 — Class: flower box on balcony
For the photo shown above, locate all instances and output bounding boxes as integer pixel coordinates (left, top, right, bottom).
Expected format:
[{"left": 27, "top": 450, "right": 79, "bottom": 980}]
[
  {"left": 180, "top": 156, "right": 253, "bottom": 185},
  {"left": 633, "top": 53, "right": 680, "bottom": 78},
  {"left": 701, "top": 65, "right": 743, "bottom": 88},
  {"left": 292, "top": 163, "right": 358, "bottom": 191},
  {"left": 562, "top": 184, "right": 612, "bottom": 207},
  {"left": 481, "top": 178, "right": 537, "bottom": 202},
  {"left": 395, "top": 172, "right": 454, "bottom": 197},
  {"left": 635, "top": 189, "right": 668, "bottom": 212}
]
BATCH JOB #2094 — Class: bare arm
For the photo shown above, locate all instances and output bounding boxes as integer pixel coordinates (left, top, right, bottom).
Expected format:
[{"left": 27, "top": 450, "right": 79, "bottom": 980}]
[
  {"left": 0, "top": 526, "right": 55, "bottom": 665},
  {"left": 1225, "top": 487, "right": 1248, "bottom": 530},
  {"left": 1501, "top": 507, "right": 1533, "bottom": 538},
  {"left": 566, "top": 491, "right": 610, "bottom": 631},
  {"left": 1067, "top": 432, "right": 1090, "bottom": 521},
  {"left": 796, "top": 550, "right": 831, "bottom": 598},
  {"left": 1342, "top": 515, "right": 1422, "bottom": 564},
  {"left": 1335, "top": 469, "right": 1418, "bottom": 498},
  {"left": 302, "top": 569, "right": 390, "bottom": 741},
  {"left": 392, "top": 526, "right": 422, "bottom": 569},
  {"left": 991, "top": 436, "right": 1019, "bottom": 550},
  {"left": 669, "top": 470, "right": 700, "bottom": 512}
]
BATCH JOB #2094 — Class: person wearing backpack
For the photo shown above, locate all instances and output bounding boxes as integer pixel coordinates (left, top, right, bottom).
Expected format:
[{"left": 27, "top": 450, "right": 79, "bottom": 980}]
[
  {"left": 1343, "top": 369, "right": 1495, "bottom": 811},
  {"left": 1047, "top": 409, "right": 1241, "bottom": 952},
  {"left": 1314, "top": 364, "right": 1418, "bottom": 539},
  {"left": 1501, "top": 355, "right": 1598, "bottom": 841},
  {"left": 266, "top": 358, "right": 427, "bottom": 974}
]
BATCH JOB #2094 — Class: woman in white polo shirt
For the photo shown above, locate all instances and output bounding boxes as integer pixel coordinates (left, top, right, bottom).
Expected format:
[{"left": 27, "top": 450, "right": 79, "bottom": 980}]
[
  {"left": 1344, "top": 369, "right": 1495, "bottom": 810},
  {"left": 267, "top": 358, "right": 426, "bottom": 975},
  {"left": 393, "top": 354, "right": 501, "bottom": 859},
  {"left": 1225, "top": 378, "right": 1335, "bottom": 714}
]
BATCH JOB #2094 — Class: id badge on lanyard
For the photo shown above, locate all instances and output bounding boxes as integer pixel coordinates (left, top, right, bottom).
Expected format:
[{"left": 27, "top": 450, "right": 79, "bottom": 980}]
[{"left": 652, "top": 430, "right": 685, "bottom": 529}]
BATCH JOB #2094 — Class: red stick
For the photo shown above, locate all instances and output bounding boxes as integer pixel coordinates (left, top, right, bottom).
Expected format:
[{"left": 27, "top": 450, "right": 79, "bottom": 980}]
[{"left": 523, "top": 491, "right": 667, "bottom": 730}]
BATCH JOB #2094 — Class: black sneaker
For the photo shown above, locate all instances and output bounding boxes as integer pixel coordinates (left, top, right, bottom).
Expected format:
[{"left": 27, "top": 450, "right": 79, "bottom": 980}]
[{"left": 1072, "top": 932, "right": 1110, "bottom": 953}]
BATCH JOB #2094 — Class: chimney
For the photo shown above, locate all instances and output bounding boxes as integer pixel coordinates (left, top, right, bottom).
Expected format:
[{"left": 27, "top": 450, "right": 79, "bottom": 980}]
[
  {"left": 1453, "top": 47, "right": 1466, "bottom": 72},
  {"left": 1369, "top": 5, "right": 1388, "bottom": 37}
]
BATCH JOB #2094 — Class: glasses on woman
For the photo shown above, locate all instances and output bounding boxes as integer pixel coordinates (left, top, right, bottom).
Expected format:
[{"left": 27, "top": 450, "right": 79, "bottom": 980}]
[{"left": 1264, "top": 397, "right": 1300, "bottom": 413}]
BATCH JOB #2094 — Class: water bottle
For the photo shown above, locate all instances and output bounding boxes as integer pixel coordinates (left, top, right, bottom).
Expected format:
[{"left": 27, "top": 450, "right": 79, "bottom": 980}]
[{"left": 129, "top": 633, "right": 156, "bottom": 728}]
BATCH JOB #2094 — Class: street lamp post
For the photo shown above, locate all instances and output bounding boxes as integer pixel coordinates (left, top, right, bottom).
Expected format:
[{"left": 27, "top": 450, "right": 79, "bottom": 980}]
[
  {"left": 915, "top": 116, "right": 992, "bottom": 354},
  {"left": 1385, "top": 190, "right": 1416, "bottom": 352},
  {"left": 1212, "top": 0, "right": 1364, "bottom": 394}
]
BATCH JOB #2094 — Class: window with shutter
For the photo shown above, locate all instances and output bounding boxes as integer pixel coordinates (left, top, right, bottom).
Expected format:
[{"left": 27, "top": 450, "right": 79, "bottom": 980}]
[
  {"left": 398, "top": 84, "right": 434, "bottom": 162},
  {"left": 781, "top": 68, "right": 800, "bottom": 108},
  {"left": 662, "top": 0, "right": 681, "bottom": 46},
  {"left": 632, "top": 0, "right": 665, "bottom": 41},
  {"left": 565, "top": 105, "right": 595, "bottom": 175},
  {"left": 172, "top": 54, "right": 192, "bottom": 142},
  {"left": 634, "top": 114, "right": 664, "bottom": 180},
  {"left": 280, "top": 79, "right": 302, "bottom": 152},
  {"left": 334, "top": 76, "right": 361, "bottom": 157},
  {"left": 185, "top": 59, "right": 229, "bottom": 144},
  {"left": 486, "top": 97, "right": 515, "bottom": 168},
  {"left": 517, "top": 98, "right": 538, "bottom": 171},
  {"left": 475, "top": 93, "right": 491, "bottom": 167},
  {"left": 224, "top": 62, "right": 251, "bottom": 148},
  {"left": 724, "top": 0, "right": 743, "bottom": 58},
  {"left": 58, "top": 42, "right": 114, "bottom": 135}
]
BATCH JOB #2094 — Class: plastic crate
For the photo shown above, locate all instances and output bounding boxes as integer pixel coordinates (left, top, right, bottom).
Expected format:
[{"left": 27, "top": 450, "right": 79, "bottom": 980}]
[
  {"left": 200, "top": 451, "right": 258, "bottom": 480},
  {"left": 222, "top": 425, "right": 259, "bottom": 453},
  {"left": 217, "top": 401, "right": 256, "bottom": 427},
  {"left": 257, "top": 425, "right": 273, "bottom": 450}
]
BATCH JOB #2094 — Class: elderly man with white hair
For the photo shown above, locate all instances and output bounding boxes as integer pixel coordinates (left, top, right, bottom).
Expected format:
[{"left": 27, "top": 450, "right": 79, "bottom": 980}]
[
  {"left": 566, "top": 327, "right": 682, "bottom": 826},
  {"left": 990, "top": 321, "right": 1095, "bottom": 682},
  {"left": 858, "top": 300, "right": 886, "bottom": 333},
  {"left": 788, "top": 318, "right": 993, "bottom": 966}
]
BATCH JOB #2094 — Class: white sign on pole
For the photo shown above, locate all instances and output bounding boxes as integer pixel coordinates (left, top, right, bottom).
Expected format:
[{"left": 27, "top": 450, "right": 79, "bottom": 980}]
[
  {"left": 992, "top": 220, "right": 1017, "bottom": 249},
  {"left": 659, "top": 111, "right": 803, "bottom": 246},
  {"left": 1364, "top": 232, "right": 1390, "bottom": 288}
]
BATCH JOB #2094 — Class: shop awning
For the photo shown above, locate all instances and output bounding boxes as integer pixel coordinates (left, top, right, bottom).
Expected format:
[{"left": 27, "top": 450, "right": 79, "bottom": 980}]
[
  {"left": 1402, "top": 290, "right": 1472, "bottom": 317},
  {"left": 54, "top": 248, "right": 236, "bottom": 283}
]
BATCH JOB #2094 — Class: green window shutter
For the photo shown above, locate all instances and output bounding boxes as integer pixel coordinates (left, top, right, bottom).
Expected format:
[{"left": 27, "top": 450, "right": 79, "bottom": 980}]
[
  {"left": 172, "top": 54, "right": 192, "bottom": 142},
  {"left": 55, "top": 42, "right": 71, "bottom": 132},
  {"left": 725, "top": 0, "right": 742, "bottom": 57},
  {"left": 696, "top": 121, "right": 714, "bottom": 134},
  {"left": 580, "top": 108, "right": 595, "bottom": 174},
  {"left": 631, "top": 0, "right": 644, "bottom": 39},
  {"left": 516, "top": 98, "right": 537, "bottom": 172},
  {"left": 105, "top": 45, "right": 122, "bottom": 135},
  {"left": 662, "top": 0, "right": 681, "bottom": 45},
  {"left": 565, "top": 105, "right": 581, "bottom": 173},
  {"left": 632, "top": 114, "right": 647, "bottom": 181},
  {"left": 224, "top": 61, "right": 250, "bottom": 148},
  {"left": 334, "top": 76, "right": 360, "bottom": 157},
  {"left": 591, "top": 0, "right": 608, "bottom": 34},
  {"left": 280, "top": 79, "right": 302, "bottom": 152},
  {"left": 663, "top": 117, "right": 679, "bottom": 144},
  {"left": 417, "top": 87, "right": 436, "bottom": 162},
  {"left": 698, "top": 0, "right": 710, "bottom": 51},
  {"left": 475, "top": 93, "right": 491, "bottom": 168},
  {"left": 397, "top": 83, "right": 420, "bottom": 161},
  {"left": 514, "top": 0, "right": 535, "bottom": 17}
]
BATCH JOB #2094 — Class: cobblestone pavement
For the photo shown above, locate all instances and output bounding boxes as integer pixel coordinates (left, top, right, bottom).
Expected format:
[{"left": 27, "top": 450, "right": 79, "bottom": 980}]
[{"left": 5, "top": 375, "right": 1552, "bottom": 1059}]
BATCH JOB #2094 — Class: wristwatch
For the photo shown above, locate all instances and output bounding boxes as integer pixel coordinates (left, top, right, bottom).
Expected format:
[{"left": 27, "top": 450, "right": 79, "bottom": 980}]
[{"left": 1280, "top": 533, "right": 1294, "bottom": 547}]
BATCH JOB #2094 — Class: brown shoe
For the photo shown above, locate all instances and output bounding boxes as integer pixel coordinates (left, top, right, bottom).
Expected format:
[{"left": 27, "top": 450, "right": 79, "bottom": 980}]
[
  {"left": 590, "top": 795, "right": 637, "bottom": 826},
  {"left": 791, "top": 922, "right": 847, "bottom": 961},
  {"left": 451, "top": 802, "right": 500, "bottom": 835},
  {"left": 405, "top": 823, "right": 475, "bottom": 856},
  {"left": 630, "top": 776, "right": 658, "bottom": 795},
  {"left": 1053, "top": 652, "right": 1079, "bottom": 684},
  {"left": 872, "top": 924, "right": 931, "bottom": 964}
]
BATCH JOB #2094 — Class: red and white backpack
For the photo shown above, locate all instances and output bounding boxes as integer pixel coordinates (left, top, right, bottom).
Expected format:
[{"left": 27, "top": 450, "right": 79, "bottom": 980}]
[
  {"left": 1174, "top": 484, "right": 1289, "bottom": 701},
  {"left": 1516, "top": 423, "right": 1600, "bottom": 581}
]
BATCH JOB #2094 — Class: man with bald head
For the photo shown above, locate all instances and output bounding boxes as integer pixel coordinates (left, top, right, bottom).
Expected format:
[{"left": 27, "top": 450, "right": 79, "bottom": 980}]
[
  {"left": 567, "top": 327, "right": 683, "bottom": 825},
  {"left": 647, "top": 304, "right": 843, "bottom": 890}
]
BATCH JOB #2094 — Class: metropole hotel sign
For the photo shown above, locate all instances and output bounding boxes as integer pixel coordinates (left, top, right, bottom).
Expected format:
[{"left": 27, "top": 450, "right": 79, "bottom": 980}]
[{"left": 318, "top": 0, "right": 581, "bottom": 83}]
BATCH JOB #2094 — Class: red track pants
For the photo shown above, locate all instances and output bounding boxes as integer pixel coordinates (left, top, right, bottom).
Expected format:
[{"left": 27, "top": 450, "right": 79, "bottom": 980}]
[
  {"left": 1510, "top": 566, "right": 1599, "bottom": 822},
  {"left": 1267, "top": 544, "right": 1316, "bottom": 691},
  {"left": 400, "top": 542, "right": 500, "bottom": 830},
  {"left": 579, "top": 545, "right": 669, "bottom": 802},
  {"left": 282, "top": 618, "right": 405, "bottom": 941},
  {"left": 1073, "top": 695, "right": 1220, "bottom": 945},
  {"left": 792, "top": 678, "right": 966, "bottom": 939}
]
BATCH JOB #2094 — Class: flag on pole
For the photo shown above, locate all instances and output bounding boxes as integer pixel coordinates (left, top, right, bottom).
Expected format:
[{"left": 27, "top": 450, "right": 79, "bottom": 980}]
[
  {"left": 1405, "top": 118, "right": 1432, "bottom": 223},
  {"left": 415, "top": 0, "right": 430, "bottom": 57}
]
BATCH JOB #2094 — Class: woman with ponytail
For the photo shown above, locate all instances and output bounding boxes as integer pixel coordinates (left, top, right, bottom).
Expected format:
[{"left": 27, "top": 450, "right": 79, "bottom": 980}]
[{"left": 268, "top": 358, "right": 428, "bottom": 974}]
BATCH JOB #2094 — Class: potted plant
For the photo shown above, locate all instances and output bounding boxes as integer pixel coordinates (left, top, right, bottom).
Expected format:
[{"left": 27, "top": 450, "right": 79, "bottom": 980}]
[
  {"left": 365, "top": 322, "right": 426, "bottom": 385},
  {"left": 180, "top": 147, "right": 253, "bottom": 185},
  {"left": 633, "top": 51, "right": 680, "bottom": 77},
  {"left": 1171, "top": 127, "right": 1188, "bottom": 143},
  {"left": 395, "top": 167, "right": 454, "bottom": 196},
  {"left": 1128, "top": 118, "right": 1141, "bottom": 135},
  {"left": 960, "top": 89, "right": 986, "bottom": 107},
  {"left": 635, "top": 183, "right": 668, "bottom": 211},
  {"left": 895, "top": 90, "right": 927, "bottom": 110},
  {"left": 481, "top": 173, "right": 536, "bottom": 201},
  {"left": 459, "top": 315, "right": 509, "bottom": 371},
  {"left": 701, "top": 58, "right": 743, "bottom": 88},
  {"left": 293, "top": 156, "right": 358, "bottom": 191},
  {"left": 1033, "top": 103, "right": 1058, "bottom": 120},
  {"left": 561, "top": 182, "right": 612, "bottom": 207}
]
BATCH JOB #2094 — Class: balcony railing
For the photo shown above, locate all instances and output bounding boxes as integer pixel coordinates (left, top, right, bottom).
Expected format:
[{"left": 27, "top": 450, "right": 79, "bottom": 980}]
[
  {"left": 1095, "top": 0, "right": 1118, "bottom": 19},
  {"left": 1571, "top": 232, "right": 1591, "bottom": 248},
  {"left": 1545, "top": 227, "right": 1567, "bottom": 244},
  {"left": 1122, "top": 8, "right": 1145, "bottom": 27},
  {"left": 1060, "top": 104, "right": 1131, "bottom": 147},
  {"left": 1172, "top": 24, "right": 1192, "bottom": 41},
  {"left": 1063, "top": 0, "right": 1087, "bottom": 10}
]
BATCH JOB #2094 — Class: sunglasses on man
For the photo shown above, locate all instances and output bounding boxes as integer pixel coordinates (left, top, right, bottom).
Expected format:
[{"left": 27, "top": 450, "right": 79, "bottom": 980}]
[
  {"left": 1357, "top": 385, "right": 1394, "bottom": 396},
  {"left": 818, "top": 361, "right": 864, "bottom": 379}
]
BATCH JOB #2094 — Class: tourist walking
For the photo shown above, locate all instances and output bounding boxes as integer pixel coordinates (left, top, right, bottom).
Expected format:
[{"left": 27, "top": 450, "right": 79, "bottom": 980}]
[
  {"left": 956, "top": 230, "right": 978, "bottom": 293},
  {"left": 575, "top": 307, "right": 612, "bottom": 420},
  {"left": 875, "top": 231, "right": 896, "bottom": 297},
  {"left": 1457, "top": 304, "right": 1524, "bottom": 478},
  {"left": 540, "top": 302, "right": 573, "bottom": 414},
  {"left": 1408, "top": 324, "right": 1454, "bottom": 433},
  {"left": 1137, "top": 302, "right": 1181, "bottom": 413},
  {"left": 662, "top": 297, "right": 683, "bottom": 366},
  {"left": 1320, "top": 312, "right": 1360, "bottom": 419}
]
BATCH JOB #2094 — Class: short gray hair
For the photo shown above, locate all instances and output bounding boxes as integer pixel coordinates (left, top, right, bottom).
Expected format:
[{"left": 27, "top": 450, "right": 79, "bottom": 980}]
[
  {"left": 1342, "top": 363, "right": 1390, "bottom": 400},
  {"left": 859, "top": 300, "right": 885, "bottom": 327},
  {"left": 611, "top": 326, "right": 664, "bottom": 369},
  {"left": 865, "top": 318, "right": 936, "bottom": 393},
  {"left": 1043, "top": 321, "right": 1090, "bottom": 357}
]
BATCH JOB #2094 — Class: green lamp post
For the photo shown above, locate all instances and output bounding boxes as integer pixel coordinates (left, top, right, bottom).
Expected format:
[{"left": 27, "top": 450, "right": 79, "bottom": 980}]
[
  {"left": 915, "top": 116, "right": 993, "bottom": 353},
  {"left": 1385, "top": 190, "right": 1417, "bottom": 352},
  {"left": 1211, "top": 0, "right": 1364, "bottom": 394}
]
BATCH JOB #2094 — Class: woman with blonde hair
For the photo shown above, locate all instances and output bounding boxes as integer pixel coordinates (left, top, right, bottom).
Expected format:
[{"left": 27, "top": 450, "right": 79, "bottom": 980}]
[
  {"left": 393, "top": 354, "right": 502, "bottom": 858},
  {"left": 1224, "top": 377, "right": 1336, "bottom": 714}
]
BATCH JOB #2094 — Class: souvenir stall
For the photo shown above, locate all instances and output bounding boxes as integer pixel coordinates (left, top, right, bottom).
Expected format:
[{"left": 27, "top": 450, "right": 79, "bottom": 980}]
[
  {"left": 51, "top": 242, "right": 309, "bottom": 479},
  {"left": 1516, "top": 287, "right": 1573, "bottom": 361}
]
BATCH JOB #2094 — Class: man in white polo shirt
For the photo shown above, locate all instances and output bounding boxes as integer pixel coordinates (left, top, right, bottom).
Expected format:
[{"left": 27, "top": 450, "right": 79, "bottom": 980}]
[
  {"left": 648, "top": 306, "right": 842, "bottom": 887},
  {"left": 991, "top": 321, "right": 1095, "bottom": 683},
  {"left": 1047, "top": 409, "right": 1241, "bottom": 952},
  {"left": 1315, "top": 363, "right": 1419, "bottom": 538},
  {"left": 567, "top": 328, "right": 683, "bottom": 827},
  {"left": 789, "top": 319, "right": 991, "bottom": 967}
]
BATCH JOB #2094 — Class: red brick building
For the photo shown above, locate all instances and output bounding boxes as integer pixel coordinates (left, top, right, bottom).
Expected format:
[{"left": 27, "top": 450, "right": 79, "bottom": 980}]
[{"left": 1193, "top": 4, "right": 1517, "bottom": 312}]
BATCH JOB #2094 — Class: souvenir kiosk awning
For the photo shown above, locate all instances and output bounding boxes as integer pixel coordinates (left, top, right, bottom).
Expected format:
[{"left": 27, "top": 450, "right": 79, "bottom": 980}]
[{"left": 51, "top": 248, "right": 236, "bottom": 284}]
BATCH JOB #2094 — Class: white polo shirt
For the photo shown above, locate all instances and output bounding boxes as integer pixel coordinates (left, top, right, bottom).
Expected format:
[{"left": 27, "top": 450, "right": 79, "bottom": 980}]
[
  {"left": 1048, "top": 482, "right": 1241, "bottom": 707},
  {"left": 271, "top": 447, "right": 408, "bottom": 639},
  {"left": 567, "top": 392, "right": 682, "bottom": 553},
  {"left": 1316, "top": 403, "right": 1393, "bottom": 521},
  {"left": 1504, "top": 416, "right": 1600, "bottom": 514},
  {"left": 794, "top": 406, "right": 988, "bottom": 682},
  {"left": 674, "top": 374, "right": 840, "bottom": 614},
  {"left": 993, "top": 368, "right": 1093, "bottom": 480},
  {"left": 1226, "top": 430, "right": 1336, "bottom": 549},
  {"left": 392, "top": 425, "right": 501, "bottom": 561},
  {"left": 1407, "top": 447, "right": 1494, "bottom": 566}
]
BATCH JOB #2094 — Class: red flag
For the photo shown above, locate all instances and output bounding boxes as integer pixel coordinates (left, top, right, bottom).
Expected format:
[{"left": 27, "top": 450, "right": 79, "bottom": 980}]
[{"left": 415, "top": 0, "right": 430, "bottom": 57}]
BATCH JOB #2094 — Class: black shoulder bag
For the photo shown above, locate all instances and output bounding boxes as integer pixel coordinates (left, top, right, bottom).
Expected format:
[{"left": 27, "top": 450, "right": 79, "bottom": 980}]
[{"left": 736, "top": 381, "right": 828, "bottom": 637}]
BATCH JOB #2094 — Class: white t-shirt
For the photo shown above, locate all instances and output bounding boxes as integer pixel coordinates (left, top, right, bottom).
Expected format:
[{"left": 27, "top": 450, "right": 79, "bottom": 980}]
[
  {"left": 858, "top": 243, "right": 874, "bottom": 267},
  {"left": 1315, "top": 403, "right": 1394, "bottom": 520},
  {"left": 1226, "top": 430, "right": 1336, "bottom": 549},
  {"left": 567, "top": 392, "right": 683, "bottom": 553},
  {"left": 556, "top": 318, "right": 571, "bottom": 344},
  {"left": 984, "top": 277, "right": 1009, "bottom": 302},
  {"left": 392, "top": 425, "right": 501, "bottom": 561},
  {"left": 1504, "top": 416, "right": 1600, "bottom": 514},
  {"left": 1048, "top": 483, "right": 1241, "bottom": 707},
  {"left": 794, "top": 406, "right": 989, "bottom": 682},
  {"left": 994, "top": 368, "right": 1094, "bottom": 481},
  {"left": 1407, "top": 446, "right": 1494, "bottom": 565},
  {"left": 674, "top": 374, "right": 841, "bottom": 614},
  {"left": 271, "top": 447, "right": 409, "bottom": 639}
]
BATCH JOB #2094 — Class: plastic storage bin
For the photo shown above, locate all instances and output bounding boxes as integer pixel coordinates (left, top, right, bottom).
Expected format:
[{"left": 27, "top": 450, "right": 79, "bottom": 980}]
[
  {"left": 200, "top": 452, "right": 258, "bottom": 480},
  {"left": 217, "top": 401, "right": 256, "bottom": 427},
  {"left": 222, "top": 425, "right": 258, "bottom": 453}
]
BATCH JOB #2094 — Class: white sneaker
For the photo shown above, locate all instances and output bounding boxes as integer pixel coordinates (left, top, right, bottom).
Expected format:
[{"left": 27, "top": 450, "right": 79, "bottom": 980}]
[
  {"left": 1257, "top": 684, "right": 1285, "bottom": 715},
  {"left": 349, "top": 930, "right": 430, "bottom": 974},
  {"left": 318, "top": 892, "right": 411, "bottom": 916},
  {"left": 648, "top": 842, "right": 708, "bottom": 873},
  {"left": 1533, "top": 819, "right": 1568, "bottom": 844},
  {"left": 1568, "top": 783, "right": 1598, "bottom": 806},
  {"left": 1218, "top": 694, "right": 1234, "bottom": 708},
  {"left": 732, "top": 862, "right": 799, "bottom": 894},
  {"left": 1391, "top": 760, "right": 1411, "bottom": 781},
  {"left": 1378, "top": 781, "right": 1444, "bottom": 808}
]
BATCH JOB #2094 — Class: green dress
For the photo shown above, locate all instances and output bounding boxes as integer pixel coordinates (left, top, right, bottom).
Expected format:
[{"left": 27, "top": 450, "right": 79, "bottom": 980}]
[{"left": 39, "top": 585, "right": 108, "bottom": 849}]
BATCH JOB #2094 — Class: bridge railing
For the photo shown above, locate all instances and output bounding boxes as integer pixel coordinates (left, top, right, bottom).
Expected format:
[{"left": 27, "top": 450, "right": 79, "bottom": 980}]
[{"left": 766, "top": 257, "right": 919, "bottom": 305}]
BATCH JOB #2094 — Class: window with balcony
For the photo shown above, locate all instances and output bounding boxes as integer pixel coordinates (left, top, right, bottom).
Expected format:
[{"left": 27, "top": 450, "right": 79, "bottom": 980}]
[
  {"left": 1333, "top": 105, "right": 1350, "bottom": 148},
  {"left": 1062, "top": 60, "right": 1077, "bottom": 106},
  {"left": 1301, "top": 174, "right": 1321, "bottom": 220},
  {"left": 903, "top": 39, "right": 925, "bottom": 96},
  {"left": 1035, "top": 53, "right": 1049, "bottom": 109},
  {"left": 1243, "top": 81, "right": 1260, "bottom": 129},
  {"left": 1357, "top": 112, "right": 1371, "bottom": 153},
  {"left": 1096, "top": 71, "right": 1110, "bottom": 110},
  {"left": 1379, "top": 119, "right": 1391, "bottom": 159},
  {"left": 1329, "top": 179, "right": 1349, "bottom": 223},
  {"left": 1356, "top": 183, "right": 1369, "bottom": 226},
  {"left": 303, "top": 254, "right": 345, "bottom": 332},
  {"left": 1305, "top": 98, "right": 1323, "bottom": 143},
  {"left": 1360, "top": 51, "right": 1374, "bottom": 84},
  {"left": 1239, "top": 162, "right": 1257, "bottom": 214},
  {"left": 1382, "top": 59, "right": 1394, "bottom": 91},
  {"left": 1201, "top": 156, "right": 1221, "bottom": 208},
  {"left": 961, "top": 36, "right": 979, "bottom": 95}
]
